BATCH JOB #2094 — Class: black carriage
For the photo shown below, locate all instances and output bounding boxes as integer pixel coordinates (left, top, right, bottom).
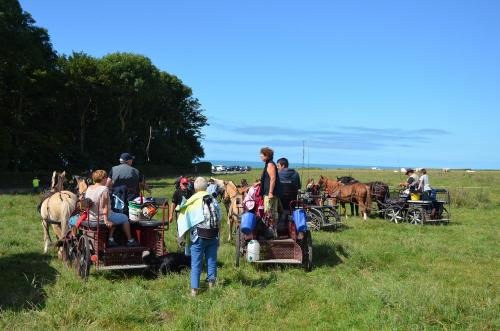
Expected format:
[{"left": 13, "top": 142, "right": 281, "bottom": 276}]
[
  {"left": 297, "top": 190, "right": 342, "bottom": 231},
  {"left": 382, "top": 189, "right": 451, "bottom": 225},
  {"left": 62, "top": 203, "right": 169, "bottom": 279}
]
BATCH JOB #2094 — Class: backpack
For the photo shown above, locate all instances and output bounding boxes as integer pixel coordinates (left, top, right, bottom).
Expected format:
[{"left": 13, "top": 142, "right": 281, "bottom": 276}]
[{"left": 196, "top": 194, "right": 220, "bottom": 239}]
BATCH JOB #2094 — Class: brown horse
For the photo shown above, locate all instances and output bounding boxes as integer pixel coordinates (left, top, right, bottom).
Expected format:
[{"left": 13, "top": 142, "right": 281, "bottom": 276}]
[{"left": 318, "top": 175, "right": 372, "bottom": 220}]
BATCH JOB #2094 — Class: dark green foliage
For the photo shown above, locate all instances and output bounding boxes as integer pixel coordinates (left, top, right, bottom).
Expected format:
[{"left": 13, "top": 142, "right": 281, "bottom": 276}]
[{"left": 0, "top": 0, "right": 206, "bottom": 172}]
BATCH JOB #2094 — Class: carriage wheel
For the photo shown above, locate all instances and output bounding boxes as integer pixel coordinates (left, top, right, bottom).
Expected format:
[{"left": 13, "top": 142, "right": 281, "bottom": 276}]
[
  {"left": 407, "top": 208, "right": 424, "bottom": 225},
  {"left": 76, "top": 235, "right": 91, "bottom": 279},
  {"left": 328, "top": 208, "right": 341, "bottom": 226},
  {"left": 235, "top": 226, "right": 242, "bottom": 267},
  {"left": 384, "top": 207, "right": 404, "bottom": 224},
  {"left": 306, "top": 208, "right": 323, "bottom": 231},
  {"left": 301, "top": 230, "right": 313, "bottom": 272},
  {"left": 62, "top": 236, "right": 77, "bottom": 269}
]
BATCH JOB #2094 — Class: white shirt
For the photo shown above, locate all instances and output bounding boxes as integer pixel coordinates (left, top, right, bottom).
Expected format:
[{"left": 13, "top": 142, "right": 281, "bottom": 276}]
[{"left": 419, "top": 174, "right": 431, "bottom": 192}]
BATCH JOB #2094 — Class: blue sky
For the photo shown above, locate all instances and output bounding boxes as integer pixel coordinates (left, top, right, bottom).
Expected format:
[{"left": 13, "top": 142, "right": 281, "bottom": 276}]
[{"left": 21, "top": 0, "right": 500, "bottom": 169}]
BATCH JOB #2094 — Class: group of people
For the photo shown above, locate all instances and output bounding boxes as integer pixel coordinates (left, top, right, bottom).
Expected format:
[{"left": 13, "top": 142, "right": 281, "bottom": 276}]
[
  {"left": 69, "top": 152, "right": 147, "bottom": 247},
  {"left": 401, "top": 168, "right": 432, "bottom": 200},
  {"left": 67, "top": 147, "right": 302, "bottom": 297}
]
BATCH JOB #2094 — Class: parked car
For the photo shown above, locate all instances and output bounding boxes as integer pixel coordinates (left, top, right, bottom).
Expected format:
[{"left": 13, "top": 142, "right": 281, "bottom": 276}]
[{"left": 214, "top": 165, "right": 226, "bottom": 172}]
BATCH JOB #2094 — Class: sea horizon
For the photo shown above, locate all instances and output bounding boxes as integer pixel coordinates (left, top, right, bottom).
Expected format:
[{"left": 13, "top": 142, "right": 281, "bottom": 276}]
[{"left": 202, "top": 160, "right": 496, "bottom": 171}]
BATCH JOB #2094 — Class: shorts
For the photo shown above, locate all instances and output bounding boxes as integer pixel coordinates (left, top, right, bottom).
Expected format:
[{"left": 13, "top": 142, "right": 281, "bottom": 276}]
[{"left": 68, "top": 212, "right": 128, "bottom": 228}]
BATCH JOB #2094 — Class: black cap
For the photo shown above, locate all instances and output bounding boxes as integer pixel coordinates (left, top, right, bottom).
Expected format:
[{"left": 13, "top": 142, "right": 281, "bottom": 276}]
[{"left": 120, "top": 153, "right": 135, "bottom": 161}]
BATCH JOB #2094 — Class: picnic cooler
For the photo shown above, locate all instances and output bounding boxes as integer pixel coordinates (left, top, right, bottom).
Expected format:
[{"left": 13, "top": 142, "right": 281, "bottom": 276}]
[{"left": 128, "top": 202, "right": 145, "bottom": 221}]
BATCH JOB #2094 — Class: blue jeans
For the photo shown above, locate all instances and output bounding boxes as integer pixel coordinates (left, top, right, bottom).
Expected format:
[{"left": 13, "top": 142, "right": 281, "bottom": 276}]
[{"left": 190, "top": 237, "right": 218, "bottom": 289}]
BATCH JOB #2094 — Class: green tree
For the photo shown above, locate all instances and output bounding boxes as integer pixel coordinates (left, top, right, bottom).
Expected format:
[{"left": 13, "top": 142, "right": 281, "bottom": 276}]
[{"left": 0, "top": 0, "right": 59, "bottom": 170}]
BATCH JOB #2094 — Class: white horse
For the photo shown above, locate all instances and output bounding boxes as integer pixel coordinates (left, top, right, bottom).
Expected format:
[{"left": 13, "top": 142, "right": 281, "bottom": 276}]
[{"left": 40, "top": 171, "right": 86, "bottom": 255}]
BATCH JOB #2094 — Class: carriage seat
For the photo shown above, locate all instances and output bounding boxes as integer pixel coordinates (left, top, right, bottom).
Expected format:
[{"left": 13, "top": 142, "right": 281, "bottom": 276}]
[
  {"left": 79, "top": 220, "right": 108, "bottom": 230},
  {"left": 131, "top": 220, "right": 164, "bottom": 228}
]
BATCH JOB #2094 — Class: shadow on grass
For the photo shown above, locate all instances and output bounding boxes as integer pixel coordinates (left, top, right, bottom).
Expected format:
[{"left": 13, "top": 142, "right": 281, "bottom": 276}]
[
  {"left": 313, "top": 242, "right": 349, "bottom": 268},
  {"left": 0, "top": 253, "right": 58, "bottom": 311},
  {"left": 230, "top": 270, "right": 277, "bottom": 288}
]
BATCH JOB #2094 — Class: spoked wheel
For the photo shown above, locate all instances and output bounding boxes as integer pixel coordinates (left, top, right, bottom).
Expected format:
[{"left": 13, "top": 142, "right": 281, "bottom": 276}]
[
  {"left": 301, "top": 230, "right": 313, "bottom": 272},
  {"left": 62, "top": 235, "right": 77, "bottom": 269},
  {"left": 306, "top": 208, "right": 323, "bottom": 231},
  {"left": 407, "top": 208, "right": 424, "bottom": 225},
  {"left": 76, "top": 235, "right": 91, "bottom": 279},
  {"left": 384, "top": 206, "right": 405, "bottom": 224},
  {"left": 235, "top": 226, "right": 242, "bottom": 267}
]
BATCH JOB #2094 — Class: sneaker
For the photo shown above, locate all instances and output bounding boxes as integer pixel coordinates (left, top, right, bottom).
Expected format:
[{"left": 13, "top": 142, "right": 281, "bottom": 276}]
[
  {"left": 191, "top": 289, "right": 198, "bottom": 297},
  {"left": 108, "top": 239, "right": 118, "bottom": 248},
  {"left": 208, "top": 281, "right": 216, "bottom": 289},
  {"left": 126, "top": 239, "right": 139, "bottom": 247}
]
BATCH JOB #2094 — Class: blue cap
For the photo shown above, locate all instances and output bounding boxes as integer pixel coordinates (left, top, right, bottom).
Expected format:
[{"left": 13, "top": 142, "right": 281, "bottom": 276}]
[{"left": 120, "top": 153, "right": 135, "bottom": 161}]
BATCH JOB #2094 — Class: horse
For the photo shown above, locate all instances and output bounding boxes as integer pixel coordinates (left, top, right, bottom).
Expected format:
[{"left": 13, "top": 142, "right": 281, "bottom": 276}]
[
  {"left": 337, "top": 176, "right": 389, "bottom": 217},
  {"left": 40, "top": 171, "right": 87, "bottom": 255},
  {"left": 367, "top": 181, "right": 389, "bottom": 216},
  {"left": 223, "top": 180, "right": 246, "bottom": 241},
  {"left": 305, "top": 178, "right": 323, "bottom": 206},
  {"left": 336, "top": 176, "right": 360, "bottom": 216},
  {"left": 318, "top": 175, "right": 371, "bottom": 220}
]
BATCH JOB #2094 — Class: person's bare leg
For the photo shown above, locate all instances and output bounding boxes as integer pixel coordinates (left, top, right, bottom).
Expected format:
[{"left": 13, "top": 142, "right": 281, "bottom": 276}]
[{"left": 109, "top": 225, "right": 116, "bottom": 238}]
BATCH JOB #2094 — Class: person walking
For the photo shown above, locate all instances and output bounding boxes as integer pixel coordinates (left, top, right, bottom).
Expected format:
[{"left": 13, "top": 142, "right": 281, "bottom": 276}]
[
  {"left": 176, "top": 177, "right": 221, "bottom": 296},
  {"left": 32, "top": 176, "right": 40, "bottom": 194}
]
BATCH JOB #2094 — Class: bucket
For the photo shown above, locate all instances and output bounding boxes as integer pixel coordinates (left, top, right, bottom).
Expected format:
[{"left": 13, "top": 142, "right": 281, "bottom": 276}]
[
  {"left": 128, "top": 202, "right": 144, "bottom": 221},
  {"left": 292, "top": 209, "right": 308, "bottom": 232},
  {"left": 240, "top": 212, "right": 256, "bottom": 234},
  {"left": 247, "top": 240, "right": 260, "bottom": 262},
  {"left": 410, "top": 193, "right": 421, "bottom": 201}
]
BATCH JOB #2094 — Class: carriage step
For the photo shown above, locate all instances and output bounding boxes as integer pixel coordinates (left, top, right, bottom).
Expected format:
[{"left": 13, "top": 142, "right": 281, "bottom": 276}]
[
  {"left": 98, "top": 264, "right": 148, "bottom": 270},
  {"left": 104, "top": 246, "right": 146, "bottom": 253},
  {"left": 253, "top": 259, "right": 302, "bottom": 264}
]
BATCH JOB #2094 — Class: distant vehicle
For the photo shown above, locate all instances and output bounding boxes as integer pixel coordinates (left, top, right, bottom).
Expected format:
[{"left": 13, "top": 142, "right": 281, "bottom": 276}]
[
  {"left": 243, "top": 166, "right": 252, "bottom": 171},
  {"left": 214, "top": 165, "right": 226, "bottom": 172}
]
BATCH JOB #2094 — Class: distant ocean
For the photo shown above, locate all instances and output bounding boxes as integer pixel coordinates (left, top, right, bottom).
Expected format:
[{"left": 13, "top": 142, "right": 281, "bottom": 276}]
[{"left": 205, "top": 160, "right": 400, "bottom": 170}]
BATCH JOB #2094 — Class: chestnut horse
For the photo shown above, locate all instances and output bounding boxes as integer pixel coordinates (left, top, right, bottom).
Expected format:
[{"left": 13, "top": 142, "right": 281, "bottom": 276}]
[{"left": 318, "top": 175, "right": 371, "bottom": 220}]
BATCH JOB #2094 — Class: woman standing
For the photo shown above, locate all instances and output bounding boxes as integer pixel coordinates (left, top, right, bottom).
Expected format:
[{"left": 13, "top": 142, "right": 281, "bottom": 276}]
[
  {"left": 259, "top": 147, "right": 281, "bottom": 222},
  {"left": 176, "top": 177, "right": 221, "bottom": 297},
  {"left": 418, "top": 168, "right": 432, "bottom": 200}
]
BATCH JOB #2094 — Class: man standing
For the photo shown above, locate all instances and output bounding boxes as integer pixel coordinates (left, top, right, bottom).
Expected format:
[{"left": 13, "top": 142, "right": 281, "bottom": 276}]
[
  {"left": 276, "top": 157, "right": 301, "bottom": 235},
  {"left": 106, "top": 152, "right": 150, "bottom": 201},
  {"left": 169, "top": 177, "right": 193, "bottom": 223}
]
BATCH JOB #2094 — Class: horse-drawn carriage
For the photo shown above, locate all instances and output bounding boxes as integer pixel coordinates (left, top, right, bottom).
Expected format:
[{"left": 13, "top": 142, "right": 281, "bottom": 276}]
[
  {"left": 234, "top": 201, "right": 313, "bottom": 272},
  {"left": 296, "top": 189, "right": 342, "bottom": 231},
  {"left": 382, "top": 189, "right": 451, "bottom": 225},
  {"left": 40, "top": 172, "right": 173, "bottom": 279},
  {"left": 61, "top": 201, "right": 169, "bottom": 279}
]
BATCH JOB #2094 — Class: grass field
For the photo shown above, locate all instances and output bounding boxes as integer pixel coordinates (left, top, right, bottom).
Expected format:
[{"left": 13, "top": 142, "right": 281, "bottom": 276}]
[{"left": 0, "top": 169, "right": 499, "bottom": 330}]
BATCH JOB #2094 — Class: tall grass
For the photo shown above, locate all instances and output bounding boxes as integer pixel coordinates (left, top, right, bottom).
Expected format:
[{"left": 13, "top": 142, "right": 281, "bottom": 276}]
[{"left": 0, "top": 170, "right": 499, "bottom": 330}]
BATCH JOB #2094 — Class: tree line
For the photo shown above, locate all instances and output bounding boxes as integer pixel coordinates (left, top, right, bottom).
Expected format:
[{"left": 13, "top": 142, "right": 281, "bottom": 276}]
[{"left": 0, "top": 0, "right": 207, "bottom": 173}]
